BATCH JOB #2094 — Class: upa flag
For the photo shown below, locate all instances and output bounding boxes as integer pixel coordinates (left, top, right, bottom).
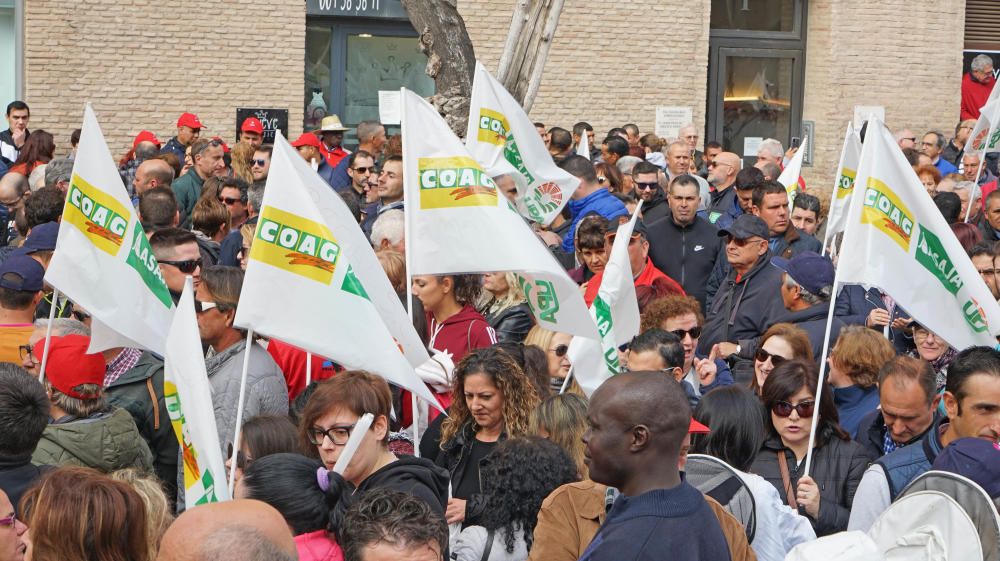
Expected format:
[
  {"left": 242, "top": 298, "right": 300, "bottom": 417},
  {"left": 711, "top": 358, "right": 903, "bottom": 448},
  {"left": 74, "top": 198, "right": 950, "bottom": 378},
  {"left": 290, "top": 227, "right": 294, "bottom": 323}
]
[
  {"left": 404, "top": 88, "right": 598, "bottom": 341},
  {"left": 164, "top": 278, "right": 228, "bottom": 504},
  {"left": 965, "top": 88, "right": 1000, "bottom": 155},
  {"left": 234, "top": 133, "right": 439, "bottom": 407},
  {"left": 573, "top": 206, "right": 643, "bottom": 397},
  {"left": 838, "top": 119, "right": 1000, "bottom": 349},
  {"left": 777, "top": 135, "right": 808, "bottom": 198},
  {"left": 465, "top": 63, "right": 579, "bottom": 225},
  {"left": 824, "top": 123, "right": 863, "bottom": 238},
  {"left": 45, "top": 104, "right": 173, "bottom": 355}
]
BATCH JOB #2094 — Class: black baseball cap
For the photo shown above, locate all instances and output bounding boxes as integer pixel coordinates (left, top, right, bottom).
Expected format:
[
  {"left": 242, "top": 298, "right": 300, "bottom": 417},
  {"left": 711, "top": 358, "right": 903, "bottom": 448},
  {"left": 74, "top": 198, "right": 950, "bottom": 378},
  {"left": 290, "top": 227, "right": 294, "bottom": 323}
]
[{"left": 718, "top": 214, "right": 769, "bottom": 241}]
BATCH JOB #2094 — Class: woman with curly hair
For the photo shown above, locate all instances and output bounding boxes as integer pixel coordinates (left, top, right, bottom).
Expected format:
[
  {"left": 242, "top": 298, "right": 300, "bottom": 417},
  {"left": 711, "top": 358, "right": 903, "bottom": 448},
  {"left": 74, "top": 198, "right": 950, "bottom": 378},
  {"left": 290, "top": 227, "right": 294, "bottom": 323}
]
[
  {"left": 436, "top": 347, "right": 541, "bottom": 527},
  {"left": 453, "top": 437, "right": 578, "bottom": 561}
]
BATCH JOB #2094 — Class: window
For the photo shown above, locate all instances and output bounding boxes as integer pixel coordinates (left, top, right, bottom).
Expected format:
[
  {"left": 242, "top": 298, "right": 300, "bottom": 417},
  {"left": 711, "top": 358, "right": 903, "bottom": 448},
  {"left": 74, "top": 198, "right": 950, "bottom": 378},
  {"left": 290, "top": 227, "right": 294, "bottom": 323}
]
[{"left": 0, "top": 0, "right": 19, "bottom": 107}]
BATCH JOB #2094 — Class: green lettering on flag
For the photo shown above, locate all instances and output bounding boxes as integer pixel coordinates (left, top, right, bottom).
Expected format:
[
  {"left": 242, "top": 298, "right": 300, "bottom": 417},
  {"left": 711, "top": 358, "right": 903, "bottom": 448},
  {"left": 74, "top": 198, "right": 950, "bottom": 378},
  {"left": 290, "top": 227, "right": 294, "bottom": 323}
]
[
  {"left": 963, "top": 298, "right": 989, "bottom": 333},
  {"left": 592, "top": 296, "right": 620, "bottom": 373},
  {"left": 518, "top": 276, "right": 560, "bottom": 323},
  {"left": 914, "top": 225, "right": 963, "bottom": 296},
  {"left": 503, "top": 134, "right": 535, "bottom": 186},
  {"left": 340, "top": 265, "right": 370, "bottom": 300},
  {"left": 125, "top": 221, "right": 174, "bottom": 308}
]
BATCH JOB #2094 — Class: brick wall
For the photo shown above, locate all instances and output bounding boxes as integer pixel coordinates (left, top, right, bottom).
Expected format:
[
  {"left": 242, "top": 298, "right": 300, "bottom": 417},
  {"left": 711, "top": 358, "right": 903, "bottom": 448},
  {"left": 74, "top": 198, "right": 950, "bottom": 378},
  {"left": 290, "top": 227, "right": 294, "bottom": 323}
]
[
  {"left": 23, "top": 0, "right": 305, "bottom": 158},
  {"left": 459, "top": 0, "right": 711, "bottom": 139}
]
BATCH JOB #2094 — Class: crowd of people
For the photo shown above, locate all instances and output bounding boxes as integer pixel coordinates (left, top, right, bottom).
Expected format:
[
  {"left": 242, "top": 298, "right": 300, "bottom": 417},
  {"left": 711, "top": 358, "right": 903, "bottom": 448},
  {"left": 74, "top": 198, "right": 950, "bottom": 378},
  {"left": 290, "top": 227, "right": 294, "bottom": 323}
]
[{"left": 0, "top": 86, "right": 998, "bottom": 561}]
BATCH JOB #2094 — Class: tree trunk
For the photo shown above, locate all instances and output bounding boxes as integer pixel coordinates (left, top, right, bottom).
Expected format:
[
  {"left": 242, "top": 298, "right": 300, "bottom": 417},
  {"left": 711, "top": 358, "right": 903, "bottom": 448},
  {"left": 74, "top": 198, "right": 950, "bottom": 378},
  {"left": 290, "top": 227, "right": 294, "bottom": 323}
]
[
  {"left": 401, "top": 0, "right": 476, "bottom": 136},
  {"left": 496, "top": 0, "right": 566, "bottom": 113}
]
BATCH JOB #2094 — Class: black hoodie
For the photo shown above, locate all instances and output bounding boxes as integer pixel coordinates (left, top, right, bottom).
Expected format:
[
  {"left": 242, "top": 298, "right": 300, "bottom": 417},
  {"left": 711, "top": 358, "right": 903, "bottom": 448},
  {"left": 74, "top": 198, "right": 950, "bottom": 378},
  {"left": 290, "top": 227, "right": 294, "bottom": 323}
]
[{"left": 356, "top": 455, "right": 450, "bottom": 515}]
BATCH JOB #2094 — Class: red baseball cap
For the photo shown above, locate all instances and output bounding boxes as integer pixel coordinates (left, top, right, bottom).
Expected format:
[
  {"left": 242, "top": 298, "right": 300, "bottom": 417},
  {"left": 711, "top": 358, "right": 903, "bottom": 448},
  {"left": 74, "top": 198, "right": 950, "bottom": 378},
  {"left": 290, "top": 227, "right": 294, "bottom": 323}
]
[
  {"left": 132, "top": 130, "right": 161, "bottom": 150},
  {"left": 689, "top": 418, "right": 710, "bottom": 434},
  {"left": 291, "top": 132, "right": 322, "bottom": 149},
  {"left": 34, "top": 335, "right": 107, "bottom": 400},
  {"left": 177, "top": 112, "right": 204, "bottom": 129},
  {"left": 241, "top": 117, "right": 264, "bottom": 134}
]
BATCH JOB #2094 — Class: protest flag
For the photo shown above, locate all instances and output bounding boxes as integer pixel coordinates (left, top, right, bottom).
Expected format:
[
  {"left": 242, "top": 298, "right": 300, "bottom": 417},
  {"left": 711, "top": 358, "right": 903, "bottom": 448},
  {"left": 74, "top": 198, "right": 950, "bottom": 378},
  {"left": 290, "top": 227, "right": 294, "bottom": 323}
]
[
  {"left": 963, "top": 75, "right": 1000, "bottom": 158},
  {"left": 164, "top": 277, "right": 229, "bottom": 504},
  {"left": 777, "top": 135, "right": 808, "bottom": 199},
  {"left": 465, "top": 62, "right": 580, "bottom": 225},
  {"left": 571, "top": 205, "right": 643, "bottom": 397},
  {"left": 576, "top": 125, "right": 591, "bottom": 160},
  {"left": 233, "top": 133, "right": 439, "bottom": 408},
  {"left": 822, "top": 123, "right": 863, "bottom": 246},
  {"left": 403, "top": 88, "right": 599, "bottom": 341},
  {"left": 46, "top": 104, "right": 174, "bottom": 355}
]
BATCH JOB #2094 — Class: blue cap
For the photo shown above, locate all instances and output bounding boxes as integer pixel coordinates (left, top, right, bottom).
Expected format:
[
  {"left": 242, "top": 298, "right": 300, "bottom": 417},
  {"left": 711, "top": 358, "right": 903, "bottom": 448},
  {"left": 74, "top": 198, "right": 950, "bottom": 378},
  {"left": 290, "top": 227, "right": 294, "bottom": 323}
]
[
  {"left": 718, "top": 214, "right": 769, "bottom": 241},
  {"left": 21, "top": 222, "right": 59, "bottom": 254},
  {"left": 932, "top": 437, "right": 1000, "bottom": 499},
  {"left": 0, "top": 254, "right": 45, "bottom": 292},
  {"left": 771, "top": 251, "right": 834, "bottom": 295}
]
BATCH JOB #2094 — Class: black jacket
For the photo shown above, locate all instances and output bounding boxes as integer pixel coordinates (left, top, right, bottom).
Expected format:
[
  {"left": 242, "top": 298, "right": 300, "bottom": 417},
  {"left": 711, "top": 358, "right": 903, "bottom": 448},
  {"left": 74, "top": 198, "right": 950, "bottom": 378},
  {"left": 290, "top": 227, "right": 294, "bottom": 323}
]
[
  {"left": 484, "top": 303, "right": 534, "bottom": 344},
  {"left": 356, "top": 456, "right": 450, "bottom": 515},
  {"left": 707, "top": 226, "right": 821, "bottom": 303},
  {"left": 0, "top": 455, "right": 51, "bottom": 512},
  {"left": 774, "top": 302, "right": 845, "bottom": 365},
  {"left": 106, "top": 351, "right": 179, "bottom": 501},
  {"left": 833, "top": 285, "right": 913, "bottom": 354},
  {"left": 646, "top": 212, "right": 721, "bottom": 310},
  {"left": 435, "top": 421, "right": 506, "bottom": 524},
  {"left": 640, "top": 191, "right": 671, "bottom": 225},
  {"left": 854, "top": 408, "right": 938, "bottom": 461},
  {"left": 749, "top": 431, "right": 872, "bottom": 536}
]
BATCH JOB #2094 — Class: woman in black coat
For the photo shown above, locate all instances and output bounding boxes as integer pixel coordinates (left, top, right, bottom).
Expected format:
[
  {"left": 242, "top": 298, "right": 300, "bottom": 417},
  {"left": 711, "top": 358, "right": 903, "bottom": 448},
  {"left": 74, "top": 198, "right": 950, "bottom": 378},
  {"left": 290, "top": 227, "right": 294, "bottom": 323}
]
[
  {"left": 749, "top": 360, "right": 872, "bottom": 536},
  {"left": 481, "top": 272, "right": 535, "bottom": 343}
]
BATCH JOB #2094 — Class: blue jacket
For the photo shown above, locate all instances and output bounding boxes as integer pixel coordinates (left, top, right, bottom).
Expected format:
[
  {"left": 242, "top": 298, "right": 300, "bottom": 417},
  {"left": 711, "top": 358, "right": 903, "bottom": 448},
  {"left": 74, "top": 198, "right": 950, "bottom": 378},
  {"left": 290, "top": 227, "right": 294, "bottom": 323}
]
[
  {"left": 833, "top": 384, "right": 880, "bottom": 439},
  {"left": 834, "top": 285, "right": 913, "bottom": 354},
  {"left": 327, "top": 155, "right": 351, "bottom": 190},
  {"left": 933, "top": 157, "right": 958, "bottom": 176},
  {"left": 561, "top": 189, "right": 629, "bottom": 252},
  {"left": 875, "top": 416, "right": 946, "bottom": 501},
  {"left": 707, "top": 186, "right": 743, "bottom": 230},
  {"left": 160, "top": 137, "right": 186, "bottom": 163},
  {"left": 579, "top": 479, "right": 731, "bottom": 561}
]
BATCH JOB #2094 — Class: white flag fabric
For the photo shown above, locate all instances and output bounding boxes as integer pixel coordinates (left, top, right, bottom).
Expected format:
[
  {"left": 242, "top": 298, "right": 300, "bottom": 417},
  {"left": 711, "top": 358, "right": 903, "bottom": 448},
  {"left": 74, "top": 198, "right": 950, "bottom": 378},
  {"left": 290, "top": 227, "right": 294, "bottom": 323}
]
[
  {"left": 824, "top": 123, "right": 863, "bottom": 238},
  {"left": 573, "top": 206, "right": 643, "bottom": 397},
  {"left": 46, "top": 105, "right": 174, "bottom": 355},
  {"left": 838, "top": 120, "right": 1000, "bottom": 348},
  {"left": 234, "top": 133, "right": 439, "bottom": 406},
  {"left": 777, "top": 135, "right": 808, "bottom": 198},
  {"left": 964, "top": 81, "right": 1000, "bottom": 155},
  {"left": 164, "top": 277, "right": 229, "bottom": 505},
  {"left": 404, "top": 88, "right": 599, "bottom": 341},
  {"left": 465, "top": 63, "right": 579, "bottom": 225},
  {"left": 576, "top": 126, "right": 590, "bottom": 160}
]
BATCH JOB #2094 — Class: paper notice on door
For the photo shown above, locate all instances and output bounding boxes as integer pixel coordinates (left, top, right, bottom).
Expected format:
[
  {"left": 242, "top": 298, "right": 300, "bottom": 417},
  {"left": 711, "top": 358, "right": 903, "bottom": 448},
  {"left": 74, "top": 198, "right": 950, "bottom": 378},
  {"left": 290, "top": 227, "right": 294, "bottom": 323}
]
[
  {"left": 379, "top": 90, "right": 402, "bottom": 125},
  {"left": 743, "top": 137, "right": 763, "bottom": 157},
  {"left": 654, "top": 106, "right": 692, "bottom": 140}
]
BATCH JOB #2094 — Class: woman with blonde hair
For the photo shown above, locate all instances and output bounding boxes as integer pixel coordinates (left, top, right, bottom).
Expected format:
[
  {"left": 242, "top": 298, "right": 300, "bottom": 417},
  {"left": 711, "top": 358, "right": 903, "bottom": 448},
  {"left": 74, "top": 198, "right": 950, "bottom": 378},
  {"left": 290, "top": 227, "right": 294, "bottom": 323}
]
[
  {"left": 376, "top": 249, "right": 406, "bottom": 297},
  {"left": 529, "top": 393, "right": 589, "bottom": 478},
  {"left": 480, "top": 272, "right": 534, "bottom": 343},
  {"left": 524, "top": 325, "right": 572, "bottom": 390},
  {"left": 111, "top": 468, "right": 175, "bottom": 561},
  {"left": 231, "top": 141, "right": 256, "bottom": 184}
]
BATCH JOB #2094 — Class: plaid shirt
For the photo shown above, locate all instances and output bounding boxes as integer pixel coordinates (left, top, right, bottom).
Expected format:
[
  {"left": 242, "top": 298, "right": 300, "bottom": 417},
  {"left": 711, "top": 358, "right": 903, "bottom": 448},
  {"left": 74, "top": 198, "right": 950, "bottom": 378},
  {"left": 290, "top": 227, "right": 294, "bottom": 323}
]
[{"left": 104, "top": 347, "right": 142, "bottom": 387}]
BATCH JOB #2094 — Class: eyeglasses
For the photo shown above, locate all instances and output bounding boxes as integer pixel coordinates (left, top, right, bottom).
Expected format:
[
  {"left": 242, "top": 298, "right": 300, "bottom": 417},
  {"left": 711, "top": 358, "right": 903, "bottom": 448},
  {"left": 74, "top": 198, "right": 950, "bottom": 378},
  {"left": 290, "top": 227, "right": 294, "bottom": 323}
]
[
  {"left": 194, "top": 300, "right": 218, "bottom": 314},
  {"left": 772, "top": 400, "right": 815, "bottom": 418},
  {"left": 901, "top": 137, "right": 916, "bottom": 143},
  {"left": 727, "top": 236, "right": 763, "bottom": 247},
  {"left": 550, "top": 344, "right": 569, "bottom": 357},
  {"left": 218, "top": 196, "right": 240, "bottom": 205},
  {"left": 226, "top": 443, "right": 249, "bottom": 469},
  {"left": 352, "top": 166, "right": 376, "bottom": 174},
  {"left": 755, "top": 348, "right": 788, "bottom": 366},
  {"left": 670, "top": 326, "right": 702, "bottom": 340},
  {"left": 251, "top": 158, "right": 267, "bottom": 167},
  {"left": 18, "top": 344, "right": 37, "bottom": 365},
  {"left": 160, "top": 258, "right": 202, "bottom": 273},
  {"left": 635, "top": 182, "right": 659, "bottom": 191},
  {"left": 308, "top": 423, "right": 357, "bottom": 446},
  {"left": 0, "top": 513, "right": 17, "bottom": 528}
]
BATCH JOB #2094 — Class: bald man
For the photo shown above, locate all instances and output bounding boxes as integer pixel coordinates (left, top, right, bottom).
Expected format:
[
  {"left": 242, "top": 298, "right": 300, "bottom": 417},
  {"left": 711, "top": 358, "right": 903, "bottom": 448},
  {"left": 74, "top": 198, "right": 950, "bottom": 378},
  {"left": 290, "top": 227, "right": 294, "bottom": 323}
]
[
  {"left": 0, "top": 172, "right": 29, "bottom": 245},
  {"left": 157, "top": 499, "right": 297, "bottom": 561},
  {"left": 133, "top": 158, "right": 176, "bottom": 200},
  {"left": 705, "top": 151, "right": 741, "bottom": 226},
  {"left": 579, "top": 372, "right": 732, "bottom": 561}
]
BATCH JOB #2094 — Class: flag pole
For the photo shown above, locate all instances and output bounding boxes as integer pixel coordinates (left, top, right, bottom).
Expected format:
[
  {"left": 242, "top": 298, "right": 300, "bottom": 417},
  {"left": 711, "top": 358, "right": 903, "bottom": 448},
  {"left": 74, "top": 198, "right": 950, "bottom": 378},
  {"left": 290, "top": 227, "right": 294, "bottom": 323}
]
[
  {"left": 559, "top": 364, "right": 575, "bottom": 394},
  {"left": 964, "top": 157, "right": 986, "bottom": 223},
  {"left": 399, "top": 87, "right": 422, "bottom": 458},
  {"left": 37, "top": 288, "right": 60, "bottom": 384},
  {"left": 803, "top": 274, "right": 842, "bottom": 478},
  {"left": 228, "top": 327, "right": 255, "bottom": 496},
  {"left": 306, "top": 351, "right": 312, "bottom": 387}
]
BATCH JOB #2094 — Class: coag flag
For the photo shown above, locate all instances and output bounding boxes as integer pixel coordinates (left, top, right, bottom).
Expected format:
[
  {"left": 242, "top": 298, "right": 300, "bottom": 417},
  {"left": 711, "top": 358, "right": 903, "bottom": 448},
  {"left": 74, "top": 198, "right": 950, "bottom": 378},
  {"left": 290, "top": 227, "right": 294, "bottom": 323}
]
[
  {"left": 838, "top": 119, "right": 1000, "bottom": 348},
  {"left": 573, "top": 206, "right": 643, "bottom": 397},
  {"left": 46, "top": 104, "right": 173, "bottom": 355},
  {"left": 164, "top": 277, "right": 228, "bottom": 504},
  {"left": 777, "top": 135, "right": 808, "bottom": 199},
  {"left": 233, "top": 133, "right": 439, "bottom": 406},
  {"left": 404, "top": 88, "right": 599, "bottom": 341},
  {"left": 465, "top": 63, "right": 579, "bottom": 225},
  {"left": 824, "top": 123, "right": 863, "bottom": 240}
]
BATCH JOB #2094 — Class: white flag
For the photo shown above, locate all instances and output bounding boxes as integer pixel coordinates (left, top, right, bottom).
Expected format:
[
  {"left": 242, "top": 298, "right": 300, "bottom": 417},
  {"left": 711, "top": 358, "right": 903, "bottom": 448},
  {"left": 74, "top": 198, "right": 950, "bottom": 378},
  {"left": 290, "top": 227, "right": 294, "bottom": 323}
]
[
  {"left": 46, "top": 104, "right": 174, "bottom": 355},
  {"left": 576, "top": 126, "right": 591, "bottom": 160},
  {"left": 164, "top": 277, "right": 229, "bottom": 504},
  {"left": 404, "top": 88, "right": 599, "bottom": 341},
  {"left": 824, "top": 123, "right": 863, "bottom": 238},
  {"left": 777, "top": 135, "right": 808, "bottom": 198},
  {"left": 465, "top": 63, "right": 580, "bottom": 225},
  {"left": 234, "top": 133, "right": 439, "bottom": 406},
  {"left": 573, "top": 206, "right": 643, "bottom": 397},
  {"left": 964, "top": 82, "right": 1000, "bottom": 156},
  {"left": 838, "top": 119, "right": 1000, "bottom": 348}
]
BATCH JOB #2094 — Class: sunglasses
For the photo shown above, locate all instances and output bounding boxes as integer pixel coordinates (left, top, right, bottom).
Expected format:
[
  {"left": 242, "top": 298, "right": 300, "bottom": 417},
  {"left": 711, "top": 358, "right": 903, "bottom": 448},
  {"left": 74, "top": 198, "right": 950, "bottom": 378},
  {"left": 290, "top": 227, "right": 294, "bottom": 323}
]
[
  {"left": 0, "top": 513, "right": 17, "bottom": 528},
  {"left": 755, "top": 348, "right": 788, "bottom": 366},
  {"left": 218, "top": 196, "right": 241, "bottom": 205},
  {"left": 226, "top": 443, "right": 249, "bottom": 469},
  {"left": 160, "top": 258, "right": 202, "bottom": 273},
  {"left": 670, "top": 326, "right": 702, "bottom": 340},
  {"left": 635, "top": 181, "right": 659, "bottom": 191},
  {"left": 772, "top": 400, "right": 815, "bottom": 418},
  {"left": 194, "top": 300, "right": 218, "bottom": 314},
  {"left": 308, "top": 423, "right": 356, "bottom": 446},
  {"left": 251, "top": 158, "right": 267, "bottom": 167},
  {"left": 550, "top": 344, "right": 569, "bottom": 357},
  {"left": 352, "top": 166, "right": 376, "bottom": 174}
]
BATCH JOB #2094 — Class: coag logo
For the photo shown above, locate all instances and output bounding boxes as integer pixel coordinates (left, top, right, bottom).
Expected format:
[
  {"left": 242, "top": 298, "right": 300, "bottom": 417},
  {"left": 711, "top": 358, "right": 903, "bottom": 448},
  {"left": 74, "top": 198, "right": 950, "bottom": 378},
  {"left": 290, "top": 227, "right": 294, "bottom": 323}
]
[
  {"left": 835, "top": 167, "right": 856, "bottom": 200},
  {"left": 477, "top": 109, "right": 510, "bottom": 147},
  {"left": 418, "top": 156, "right": 498, "bottom": 209},
  {"left": 251, "top": 207, "right": 341, "bottom": 285},
  {"left": 861, "top": 178, "right": 914, "bottom": 251},
  {"left": 65, "top": 174, "right": 130, "bottom": 256}
]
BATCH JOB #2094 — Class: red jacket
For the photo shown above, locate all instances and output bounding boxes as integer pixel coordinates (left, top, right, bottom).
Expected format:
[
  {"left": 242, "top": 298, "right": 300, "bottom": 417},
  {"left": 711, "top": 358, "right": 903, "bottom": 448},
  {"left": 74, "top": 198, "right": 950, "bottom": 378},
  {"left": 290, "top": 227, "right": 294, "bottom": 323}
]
[
  {"left": 321, "top": 144, "right": 350, "bottom": 168},
  {"left": 962, "top": 72, "right": 995, "bottom": 121},
  {"left": 584, "top": 257, "right": 685, "bottom": 306},
  {"left": 267, "top": 340, "right": 337, "bottom": 402},
  {"left": 295, "top": 530, "right": 344, "bottom": 561}
]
